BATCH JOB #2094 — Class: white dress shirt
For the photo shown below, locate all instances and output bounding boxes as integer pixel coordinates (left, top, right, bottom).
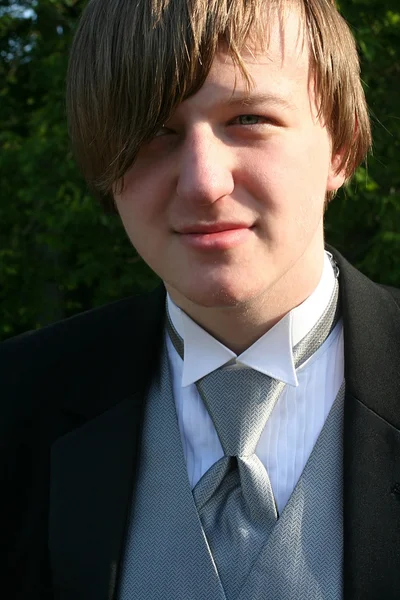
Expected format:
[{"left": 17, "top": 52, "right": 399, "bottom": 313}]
[{"left": 166, "top": 252, "right": 344, "bottom": 513}]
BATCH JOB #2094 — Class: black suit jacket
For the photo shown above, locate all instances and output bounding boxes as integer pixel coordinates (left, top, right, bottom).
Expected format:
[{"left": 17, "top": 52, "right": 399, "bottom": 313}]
[{"left": 1, "top": 248, "right": 400, "bottom": 600}]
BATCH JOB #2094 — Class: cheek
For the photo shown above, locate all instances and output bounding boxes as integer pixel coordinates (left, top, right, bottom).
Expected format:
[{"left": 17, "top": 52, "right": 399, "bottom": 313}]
[
  {"left": 114, "top": 192, "right": 156, "bottom": 258},
  {"left": 115, "top": 168, "right": 170, "bottom": 237},
  {"left": 238, "top": 137, "right": 329, "bottom": 244},
  {"left": 257, "top": 134, "right": 331, "bottom": 205},
  {"left": 238, "top": 152, "right": 324, "bottom": 222}
]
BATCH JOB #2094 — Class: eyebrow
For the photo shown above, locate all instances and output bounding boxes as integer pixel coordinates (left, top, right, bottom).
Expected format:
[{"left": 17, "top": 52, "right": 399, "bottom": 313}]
[{"left": 226, "top": 92, "right": 296, "bottom": 111}]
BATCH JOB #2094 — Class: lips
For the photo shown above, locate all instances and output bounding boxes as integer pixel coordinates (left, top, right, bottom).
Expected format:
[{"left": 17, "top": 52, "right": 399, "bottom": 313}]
[
  {"left": 176, "top": 223, "right": 253, "bottom": 251},
  {"left": 178, "top": 223, "right": 251, "bottom": 234}
]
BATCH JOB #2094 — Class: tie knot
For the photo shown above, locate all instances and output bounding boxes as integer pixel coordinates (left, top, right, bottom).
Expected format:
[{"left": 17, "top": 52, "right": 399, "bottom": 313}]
[
  {"left": 167, "top": 276, "right": 340, "bottom": 458},
  {"left": 196, "top": 366, "right": 282, "bottom": 456}
]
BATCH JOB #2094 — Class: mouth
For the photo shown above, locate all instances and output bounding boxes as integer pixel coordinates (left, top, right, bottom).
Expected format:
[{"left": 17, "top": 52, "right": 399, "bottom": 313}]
[
  {"left": 178, "top": 222, "right": 252, "bottom": 234},
  {"left": 176, "top": 223, "right": 254, "bottom": 251}
]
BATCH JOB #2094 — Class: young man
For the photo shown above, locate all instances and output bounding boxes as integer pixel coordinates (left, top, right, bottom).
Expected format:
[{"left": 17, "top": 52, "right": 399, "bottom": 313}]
[{"left": 2, "top": 1, "right": 400, "bottom": 599}]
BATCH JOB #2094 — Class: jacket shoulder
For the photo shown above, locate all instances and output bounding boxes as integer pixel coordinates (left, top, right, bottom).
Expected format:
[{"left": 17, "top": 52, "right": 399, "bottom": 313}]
[
  {"left": 0, "top": 286, "right": 166, "bottom": 424},
  {"left": 380, "top": 284, "right": 400, "bottom": 307}
]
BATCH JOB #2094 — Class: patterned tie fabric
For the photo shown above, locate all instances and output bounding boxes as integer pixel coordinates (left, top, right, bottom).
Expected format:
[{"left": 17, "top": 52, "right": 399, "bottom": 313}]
[{"left": 166, "top": 276, "right": 340, "bottom": 600}]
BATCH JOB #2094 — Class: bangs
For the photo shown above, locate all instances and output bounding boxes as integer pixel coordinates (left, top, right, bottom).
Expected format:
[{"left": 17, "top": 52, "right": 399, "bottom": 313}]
[{"left": 67, "top": 0, "right": 274, "bottom": 200}]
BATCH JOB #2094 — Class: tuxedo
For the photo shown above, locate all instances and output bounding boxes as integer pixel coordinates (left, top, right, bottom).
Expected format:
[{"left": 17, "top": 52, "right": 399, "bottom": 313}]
[{"left": 1, "top": 247, "right": 400, "bottom": 600}]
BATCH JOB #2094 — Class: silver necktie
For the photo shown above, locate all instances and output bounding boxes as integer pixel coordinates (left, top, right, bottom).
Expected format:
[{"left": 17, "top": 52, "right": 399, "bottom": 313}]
[{"left": 167, "top": 275, "right": 340, "bottom": 599}]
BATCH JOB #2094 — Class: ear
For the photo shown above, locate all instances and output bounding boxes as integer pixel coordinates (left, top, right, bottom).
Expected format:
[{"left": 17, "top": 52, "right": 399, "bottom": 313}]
[{"left": 326, "top": 150, "right": 347, "bottom": 193}]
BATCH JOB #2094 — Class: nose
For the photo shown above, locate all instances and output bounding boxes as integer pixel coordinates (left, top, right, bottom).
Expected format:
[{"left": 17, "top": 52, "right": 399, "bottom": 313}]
[{"left": 176, "top": 126, "right": 234, "bottom": 205}]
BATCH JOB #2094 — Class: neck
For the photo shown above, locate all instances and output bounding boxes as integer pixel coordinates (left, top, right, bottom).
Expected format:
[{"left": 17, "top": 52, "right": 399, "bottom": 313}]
[{"left": 167, "top": 242, "right": 325, "bottom": 355}]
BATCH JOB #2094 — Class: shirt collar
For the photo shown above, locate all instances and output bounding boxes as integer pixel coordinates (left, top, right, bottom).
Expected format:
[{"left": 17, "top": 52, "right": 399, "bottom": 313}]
[{"left": 167, "top": 251, "right": 336, "bottom": 388}]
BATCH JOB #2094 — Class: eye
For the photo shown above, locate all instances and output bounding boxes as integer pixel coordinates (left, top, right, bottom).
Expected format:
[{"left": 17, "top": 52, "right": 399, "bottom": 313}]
[
  {"left": 232, "top": 115, "right": 271, "bottom": 126},
  {"left": 154, "top": 126, "right": 172, "bottom": 137}
]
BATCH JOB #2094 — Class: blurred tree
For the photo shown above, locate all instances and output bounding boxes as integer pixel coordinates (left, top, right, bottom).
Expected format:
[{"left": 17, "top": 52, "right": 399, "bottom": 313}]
[
  {"left": 327, "top": 0, "right": 400, "bottom": 284},
  {"left": 0, "top": 0, "right": 399, "bottom": 340},
  {"left": 0, "top": 0, "right": 157, "bottom": 340}
]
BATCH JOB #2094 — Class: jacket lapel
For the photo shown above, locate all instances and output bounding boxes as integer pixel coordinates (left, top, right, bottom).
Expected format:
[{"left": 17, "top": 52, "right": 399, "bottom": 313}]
[
  {"left": 332, "top": 248, "right": 400, "bottom": 599},
  {"left": 48, "top": 284, "right": 167, "bottom": 600},
  {"left": 49, "top": 393, "right": 146, "bottom": 600}
]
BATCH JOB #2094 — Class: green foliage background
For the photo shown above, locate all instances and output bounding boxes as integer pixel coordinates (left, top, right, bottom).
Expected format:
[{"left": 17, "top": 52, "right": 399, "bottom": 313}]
[{"left": 0, "top": 0, "right": 399, "bottom": 341}]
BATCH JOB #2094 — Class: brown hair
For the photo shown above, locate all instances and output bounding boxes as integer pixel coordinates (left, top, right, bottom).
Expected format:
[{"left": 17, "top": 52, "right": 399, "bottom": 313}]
[{"left": 67, "top": 0, "right": 372, "bottom": 210}]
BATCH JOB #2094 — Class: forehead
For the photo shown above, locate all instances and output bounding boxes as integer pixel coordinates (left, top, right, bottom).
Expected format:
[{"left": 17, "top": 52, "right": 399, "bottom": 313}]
[{"left": 183, "top": 10, "right": 311, "bottom": 112}]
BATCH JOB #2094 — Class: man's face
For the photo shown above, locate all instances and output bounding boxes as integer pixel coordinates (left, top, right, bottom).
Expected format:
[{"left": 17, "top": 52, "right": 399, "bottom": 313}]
[{"left": 114, "top": 11, "right": 345, "bottom": 312}]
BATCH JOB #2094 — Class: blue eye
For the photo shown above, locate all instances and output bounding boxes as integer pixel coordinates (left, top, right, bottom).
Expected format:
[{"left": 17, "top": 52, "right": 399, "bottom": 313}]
[{"left": 236, "top": 115, "right": 263, "bottom": 125}]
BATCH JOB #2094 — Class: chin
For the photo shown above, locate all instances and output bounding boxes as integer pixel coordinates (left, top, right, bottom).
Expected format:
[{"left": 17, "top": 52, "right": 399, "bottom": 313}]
[{"left": 169, "top": 278, "right": 265, "bottom": 310}]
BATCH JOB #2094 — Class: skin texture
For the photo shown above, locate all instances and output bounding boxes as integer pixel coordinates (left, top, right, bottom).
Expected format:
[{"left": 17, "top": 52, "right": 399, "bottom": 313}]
[{"left": 114, "top": 11, "right": 346, "bottom": 354}]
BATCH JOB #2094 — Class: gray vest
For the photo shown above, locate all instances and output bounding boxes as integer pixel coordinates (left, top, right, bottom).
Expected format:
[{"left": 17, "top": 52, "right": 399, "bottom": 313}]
[{"left": 118, "top": 343, "right": 344, "bottom": 600}]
